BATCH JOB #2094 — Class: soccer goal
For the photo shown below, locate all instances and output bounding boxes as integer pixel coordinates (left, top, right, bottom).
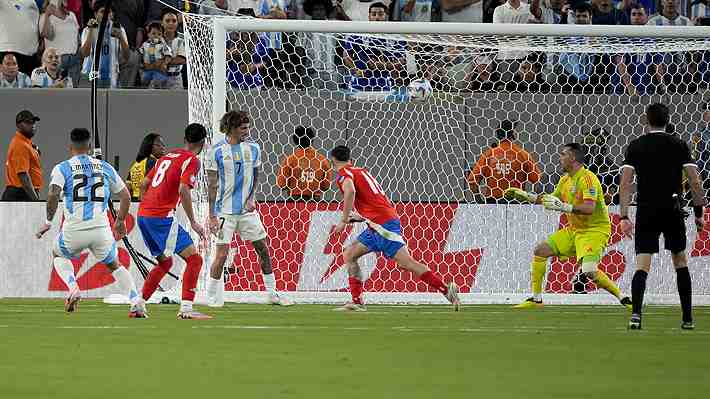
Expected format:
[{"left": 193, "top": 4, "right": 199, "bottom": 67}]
[{"left": 183, "top": 15, "right": 710, "bottom": 305}]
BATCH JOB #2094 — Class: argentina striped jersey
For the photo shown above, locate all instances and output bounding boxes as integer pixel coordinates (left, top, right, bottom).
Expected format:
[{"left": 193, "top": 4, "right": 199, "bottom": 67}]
[{"left": 205, "top": 140, "right": 262, "bottom": 215}]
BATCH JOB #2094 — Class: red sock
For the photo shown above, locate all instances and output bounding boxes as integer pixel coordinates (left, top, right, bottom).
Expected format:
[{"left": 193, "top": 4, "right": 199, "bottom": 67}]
[
  {"left": 420, "top": 270, "right": 447, "bottom": 295},
  {"left": 348, "top": 277, "right": 364, "bottom": 305},
  {"left": 182, "top": 254, "right": 203, "bottom": 302},
  {"left": 142, "top": 257, "right": 173, "bottom": 301}
]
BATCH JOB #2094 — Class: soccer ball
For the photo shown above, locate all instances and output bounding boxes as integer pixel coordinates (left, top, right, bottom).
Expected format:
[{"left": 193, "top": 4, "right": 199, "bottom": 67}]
[{"left": 407, "top": 78, "right": 433, "bottom": 101}]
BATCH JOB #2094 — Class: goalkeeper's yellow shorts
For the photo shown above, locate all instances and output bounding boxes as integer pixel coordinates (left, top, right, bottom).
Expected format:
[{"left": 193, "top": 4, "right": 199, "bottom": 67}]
[{"left": 547, "top": 227, "right": 610, "bottom": 261}]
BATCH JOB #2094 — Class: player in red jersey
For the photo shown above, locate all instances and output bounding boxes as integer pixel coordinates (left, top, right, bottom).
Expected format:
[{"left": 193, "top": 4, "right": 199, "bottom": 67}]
[
  {"left": 330, "top": 145, "right": 461, "bottom": 311},
  {"left": 137, "top": 123, "right": 210, "bottom": 319}
]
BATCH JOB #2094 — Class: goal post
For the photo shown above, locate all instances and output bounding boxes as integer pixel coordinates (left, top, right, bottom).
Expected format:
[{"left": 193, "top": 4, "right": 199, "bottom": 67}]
[{"left": 184, "top": 15, "right": 710, "bottom": 305}]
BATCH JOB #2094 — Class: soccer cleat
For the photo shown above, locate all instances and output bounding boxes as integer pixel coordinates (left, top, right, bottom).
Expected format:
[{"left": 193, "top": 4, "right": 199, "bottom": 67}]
[
  {"left": 681, "top": 321, "right": 695, "bottom": 330},
  {"left": 129, "top": 300, "right": 149, "bottom": 318},
  {"left": 628, "top": 313, "right": 642, "bottom": 330},
  {"left": 513, "top": 297, "right": 543, "bottom": 309},
  {"left": 333, "top": 302, "right": 367, "bottom": 312},
  {"left": 64, "top": 289, "right": 81, "bottom": 313},
  {"left": 177, "top": 311, "right": 213, "bottom": 320},
  {"left": 445, "top": 282, "right": 461, "bottom": 311},
  {"left": 620, "top": 296, "right": 633, "bottom": 311},
  {"left": 268, "top": 292, "right": 294, "bottom": 307}
]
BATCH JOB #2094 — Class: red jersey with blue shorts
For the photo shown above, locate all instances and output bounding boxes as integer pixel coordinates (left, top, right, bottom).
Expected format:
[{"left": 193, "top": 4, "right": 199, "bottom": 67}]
[
  {"left": 137, "top": 149, "right": 200, "bottom": 257},
  {"left": 336, "top": 166, "right": 404, "bottom": 259}
]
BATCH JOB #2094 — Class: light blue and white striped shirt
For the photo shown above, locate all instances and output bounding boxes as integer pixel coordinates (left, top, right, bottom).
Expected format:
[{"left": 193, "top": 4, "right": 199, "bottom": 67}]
[
  {"left": 30, "top": 67, "right": 73, "bottom": 88},
  {"left": 692, "top": 3, "right": 710, "bottom": 19},
  {"left": 49, "top": 155, "right": 126, "bottom": 231},
  {"left": 647, "top": 14, "right": 692, "bottom": 26},
  {"left": 258, "top": 0, "right": 288, "bottom": 49},
  {"left": 0, "top": 72, "right": 32, "bottom": 88},
  {"left": 205, "top": 140, "right": 262, "bottom": 215}
]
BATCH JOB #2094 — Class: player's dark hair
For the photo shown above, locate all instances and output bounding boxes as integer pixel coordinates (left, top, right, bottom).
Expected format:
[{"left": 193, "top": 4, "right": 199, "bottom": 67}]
[
  {"left": 70, "top": 128, "right": 91, "bottom": 144},
  {"left": 630, "top": 3, "right": 647, "bottom": 13},
  {"left": 292, "top": 126, "right": 315, "bottom": 148},
  {"left": 93, "top": 0, "right": 108, "bottom": 13},
  {"left": 220, "top": 110, "right": 250, "bottom": 134},
  {"left": 185, "top": 123, "right": 207, "bottom": 143},
  {"left": 574, "top": 2, "right": 593, "bottom": 15},
  {"left": 330, "top": 145, "right": 351, "bottom": 162},
  {"left": 369, "top": 2, "right": 388, "bottom": 13},
  {"left": 646, "top": 102, "right": 670, "bottom": 128},
  {"left": 160, "top": 7, "right": 179, "bottom": 20},
  {"left": 136, "top": 133, "right": 161, "bottom": 162},
  {"left": 147, "top": 22, "right": 164, "bottom": 34},
  {"left": 563, "top": 143, "right": 586, "bottom": 164}
]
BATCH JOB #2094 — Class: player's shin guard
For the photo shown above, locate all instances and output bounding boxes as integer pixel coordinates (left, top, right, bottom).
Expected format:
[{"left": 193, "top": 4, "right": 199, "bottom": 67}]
[
  {"left": 592, "top": 269, "right": 621, "bottom": 299},
  {"left": 531, "top": 256, "right": 547, "bottom": 301},
  {"left": 631, "top": 270, "right": 648, "bottom": 315},
  {"left": 348, "top": 277, "right": 364, "bottom": 304},
  {"left": 182, "top": 254, "right": 202, "bottom": 302},
  {"left": 54, "top": 257, "right": 79, "bottom": 292},
  {"left": 419, "top": 270, "right": 447, "bottom": 295},
  {"left": 142, "top": 257, "right": 173, "bottom": 301},
  {"left": 675, "top": 267, "right": 693, "bottom": 323},
  {"left": 112, "top": 266, "right": 140, "bottom": 306}
]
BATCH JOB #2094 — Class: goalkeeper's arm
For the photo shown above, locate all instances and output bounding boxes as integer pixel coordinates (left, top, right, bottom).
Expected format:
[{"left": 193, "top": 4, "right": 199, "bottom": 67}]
[{"left": 503, "top": 187, "right": 543, "bottom": 204}]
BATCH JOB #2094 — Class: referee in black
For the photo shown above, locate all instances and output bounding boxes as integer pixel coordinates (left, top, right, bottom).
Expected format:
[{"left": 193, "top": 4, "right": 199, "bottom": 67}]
[{"left": 619, "top": 103, "right": 706, "bottom": 330}]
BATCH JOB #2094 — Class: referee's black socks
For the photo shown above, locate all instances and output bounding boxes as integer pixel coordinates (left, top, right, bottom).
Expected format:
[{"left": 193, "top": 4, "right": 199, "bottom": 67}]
[
  {"left": 675, "top": 267, "right": 693, "bottom": 323},
  {"left": 631, "top": 270, "right": 648, "bottom": 315}
]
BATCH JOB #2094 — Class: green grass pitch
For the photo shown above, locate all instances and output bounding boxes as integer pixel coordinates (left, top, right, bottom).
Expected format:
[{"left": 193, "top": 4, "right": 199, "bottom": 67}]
[{"left": 1, "top": 299, "right": 708, "bottom": 399}]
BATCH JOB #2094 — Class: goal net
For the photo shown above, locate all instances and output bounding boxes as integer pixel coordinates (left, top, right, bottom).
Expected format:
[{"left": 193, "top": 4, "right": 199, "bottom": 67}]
[{"left": 184, "top": 15, "right": 710, "bottom": 305}]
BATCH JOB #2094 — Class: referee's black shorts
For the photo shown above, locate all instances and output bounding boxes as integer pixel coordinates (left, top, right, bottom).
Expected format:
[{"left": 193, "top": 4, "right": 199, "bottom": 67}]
[{"left": 635, "top": 206, "right": 687, "bottom": 255}]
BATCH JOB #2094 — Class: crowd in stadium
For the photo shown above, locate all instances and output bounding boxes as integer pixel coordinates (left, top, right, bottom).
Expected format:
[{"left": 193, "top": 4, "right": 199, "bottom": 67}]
[{"left": 1, "top": 0, "right": 709, "bottom": 93}]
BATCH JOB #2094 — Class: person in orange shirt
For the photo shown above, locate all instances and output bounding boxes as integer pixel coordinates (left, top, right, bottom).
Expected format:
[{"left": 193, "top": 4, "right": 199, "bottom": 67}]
[
  {"left": 276, "top": 126, "right": 332, "bottom": 200},
  {"left": 467, "top": 120, "right": 542, "bottom": 202},
  {"left": 3, "top": 110, "right": 43, "bottom": 201}
]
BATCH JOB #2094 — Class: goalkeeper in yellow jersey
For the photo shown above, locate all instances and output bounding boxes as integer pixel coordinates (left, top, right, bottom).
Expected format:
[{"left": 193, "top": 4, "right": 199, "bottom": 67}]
[{"left": 504, "top": 143, "right": 632, "bottom": 309}]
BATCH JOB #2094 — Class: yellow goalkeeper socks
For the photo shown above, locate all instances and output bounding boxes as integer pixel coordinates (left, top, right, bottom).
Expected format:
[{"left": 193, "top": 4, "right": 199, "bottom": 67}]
[
  {"left": 531, "top": 256, "right": 547, "bottom": 301},
  {"left": 593, "top": 269, "right": 621, "bottom": 299}
]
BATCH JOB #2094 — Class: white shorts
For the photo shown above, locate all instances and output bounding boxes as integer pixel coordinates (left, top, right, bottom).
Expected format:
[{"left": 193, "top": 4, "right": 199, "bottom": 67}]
[
  {"left": 53, "top": 226, "right": 118, "bottom": 264},
  {"left": 216, "top": 212, "right": 267, "bottom": 245}
]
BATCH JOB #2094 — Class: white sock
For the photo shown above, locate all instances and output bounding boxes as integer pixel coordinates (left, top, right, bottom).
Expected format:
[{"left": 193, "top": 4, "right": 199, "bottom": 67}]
[
  {"left": 263, "top": 272, "right": 276, "bottom": 294},
  {"left": 112, "top": 267, "right": 140, "bottom": 306},
  {"left": 180, "top": 300, "right": 193, "bottom": 313},
  {"left": 53, "top": 257, "right": 79, "bottom": 292},
  {"left": 207, "top": 276, "right": 221, "bottom": 298},
  {"left": 533, "top": 293, "right": 542, "bottom": 302}
]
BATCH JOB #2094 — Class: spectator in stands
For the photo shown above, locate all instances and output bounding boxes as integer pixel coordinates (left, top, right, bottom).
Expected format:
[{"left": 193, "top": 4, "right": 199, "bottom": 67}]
[
  {"left": 691, "top": 0, "right": 710, "bottom": 23},
  {"left": 126, "top": 133, "right": 166, "bottom": 201},
  {"left": 392, "top": 0, "right": 439, "bottom": 21},
  {"left": 276, "top": 126, "right": 333, "bottom": 201},
  {"left": 139, "top": 22, "right": 172, "bottom": 89},
  {"left": 442, "top": 0, "right": 483, "bottom": 23},
  {"left": 40, "top": 0, "right": 81, "bottom": 86},
  {"left": 342, "top": 0, "right": 388, "bottom": 20},
  {"left": 31, "top": 47, "right": 73, "bottom": 88},
  {"left": 146, "top": 1, "right": 192, "bottom": 24},
  {"left": 648, "top": 0, "right": 692, "bottom": 25},
  {"left": 467, "top": 119, "right": 542, "bottom": 202},
  {"left": 65, "top": 0, "right": 82, "bottom": 24},
  {"left": 429, "top": 48, "right": 497, "bottom": 91},
  {"left": 258, "top": 0, "right": 288, "bottom": 51},
  {"left": 201, "top": 0, "right": 234, "bottom": 15},
  {"left": 3, "top": 110, "right": 42, "bottom": 201},
  {"left": 492, "top": 0, "right": 533, "bottom": 82},
  {"left": 506, "top": 52, "right": 551, "bottom": 92},
  {"left": 0, "top": 0, "right": 41, "bottom": 75},
  {"left": 111, "top": 0, "right": 146, "bottom": 88},
  {"left": 300, "top": 0, "right": 345, "bottom": 89},
  {"left": 614, "top": 4, "right": 663, "bottom": 95},
  {"left": 0, "top": 54, "right": 32, "bottom": 88},
  {"left": 617, "top": 0, "right": 656, "bottom": 17},
  {"left": 343, "top": 2, "right": 407, "bottom": 91},
  {"left": 161, "top": 9, "right": 187, "bottom": 90},
  {"left": 529, "top": 0, "right": 562, "bottom": 23},
  {"left": 79, "top": 1, "right": 130, "bottom": 88},
  {"left": 591, "top": 0, "right": 627, "bottom": 24},
  {"left": 227, "top": 32, "right": 269, "bottom": 89}
]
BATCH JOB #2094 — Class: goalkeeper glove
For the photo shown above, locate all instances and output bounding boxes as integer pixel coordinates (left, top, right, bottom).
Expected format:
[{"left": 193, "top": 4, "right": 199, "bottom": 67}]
[
  {"left": 503, "top": 187, "right": 538, "bottom": 203},
  {"left": 542, "top": 195, "right": 574, "bottom": 213}
]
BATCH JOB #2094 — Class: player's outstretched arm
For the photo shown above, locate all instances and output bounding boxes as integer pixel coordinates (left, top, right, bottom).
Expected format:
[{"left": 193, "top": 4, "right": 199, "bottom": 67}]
[
  {"left": 503, "top": 187, "right": 541, "bottom": 204},
  {"left": 36, "top": 184, "right": 62, "bottom": 238},
  {"left": 684, "top": 164, "right": 706, "bottom": 231},
  {"left": 619, "top": 166, "right": 635, "bottom": 237}
]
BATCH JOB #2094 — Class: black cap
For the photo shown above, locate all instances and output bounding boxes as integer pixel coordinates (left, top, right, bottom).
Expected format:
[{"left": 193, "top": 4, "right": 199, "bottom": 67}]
[
  {"left": 184, "top": 123, "right": 207, "bottom": 144},
  {"left": 16, "top": 110, "right": 40, "bottom": 124}
]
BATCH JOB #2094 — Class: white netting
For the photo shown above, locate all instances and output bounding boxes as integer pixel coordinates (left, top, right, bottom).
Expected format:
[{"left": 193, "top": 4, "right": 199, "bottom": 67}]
[{"left": 184, "top": 15, "right": 710, "bottom": 305}]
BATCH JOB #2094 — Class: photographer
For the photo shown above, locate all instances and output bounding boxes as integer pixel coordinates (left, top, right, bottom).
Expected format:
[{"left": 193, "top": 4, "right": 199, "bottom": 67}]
[{"left": 78, "top": 0, "right": 130, "bottom": 88}]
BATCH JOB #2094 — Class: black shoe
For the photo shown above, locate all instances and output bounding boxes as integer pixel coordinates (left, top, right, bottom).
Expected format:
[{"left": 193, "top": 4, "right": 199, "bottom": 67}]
[
  {"left": 628, "top": 313, "right": 642, "bottom": 330},
  {"left": 620, "top": 296, "right": 633, "bottom": 310},
  {"left": 681, "top": 321, "right": 695, "bottom": 330}
]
